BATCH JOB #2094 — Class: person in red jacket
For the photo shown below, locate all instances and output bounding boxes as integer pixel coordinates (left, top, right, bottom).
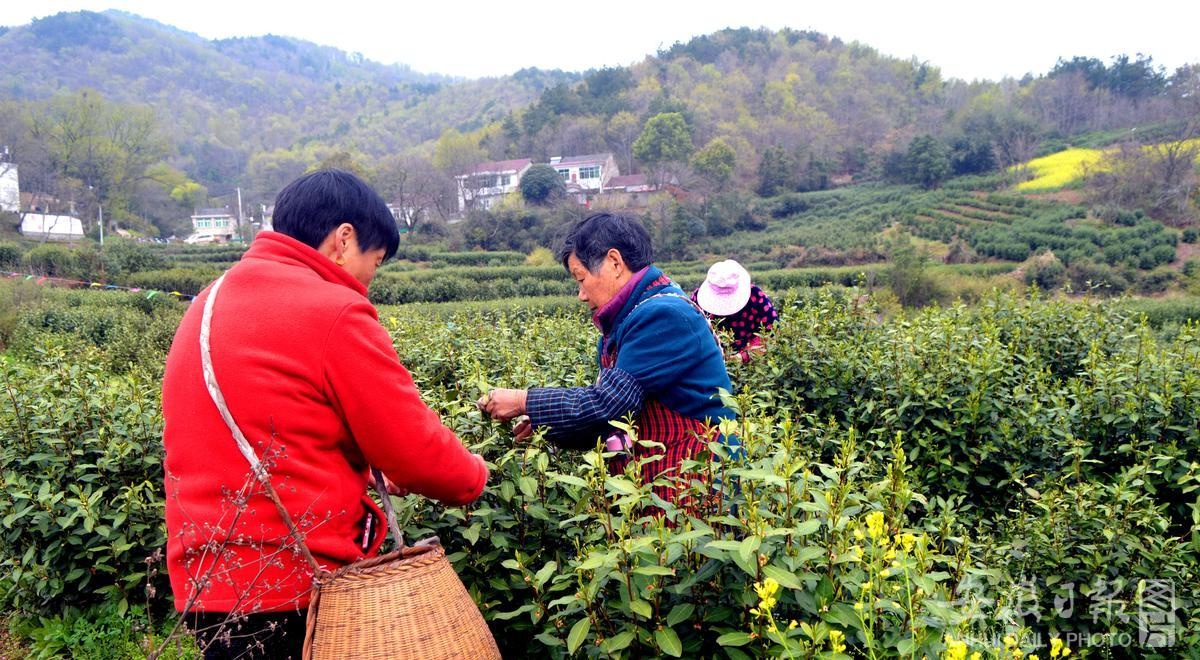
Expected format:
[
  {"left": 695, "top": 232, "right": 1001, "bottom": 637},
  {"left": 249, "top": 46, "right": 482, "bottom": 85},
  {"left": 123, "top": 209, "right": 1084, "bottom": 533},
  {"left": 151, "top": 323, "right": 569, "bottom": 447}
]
[{"left": 162, "top": 169, "right": 488, "bottom": 659}]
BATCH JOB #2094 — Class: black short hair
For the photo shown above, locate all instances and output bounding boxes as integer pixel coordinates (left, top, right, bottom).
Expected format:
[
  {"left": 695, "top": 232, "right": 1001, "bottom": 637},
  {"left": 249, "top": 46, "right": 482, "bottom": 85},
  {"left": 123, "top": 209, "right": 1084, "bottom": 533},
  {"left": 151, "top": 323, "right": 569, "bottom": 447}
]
[
  {"left": 556, "top": 212, "right": 654, "bottom": 273},
  {"left": 272, "top": 169, "right": 399, "bottom": 260}
]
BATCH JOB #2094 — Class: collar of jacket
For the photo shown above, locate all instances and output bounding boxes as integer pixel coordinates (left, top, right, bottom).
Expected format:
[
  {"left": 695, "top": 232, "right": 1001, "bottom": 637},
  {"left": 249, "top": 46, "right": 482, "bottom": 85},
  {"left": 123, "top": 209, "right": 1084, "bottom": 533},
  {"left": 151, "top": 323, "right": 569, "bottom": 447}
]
[
  {"left": 593, "top": 265, "right": 678, "bottom": 335},
  {"left": 243, "top": 231, "right": 368, "bottom": 296}
]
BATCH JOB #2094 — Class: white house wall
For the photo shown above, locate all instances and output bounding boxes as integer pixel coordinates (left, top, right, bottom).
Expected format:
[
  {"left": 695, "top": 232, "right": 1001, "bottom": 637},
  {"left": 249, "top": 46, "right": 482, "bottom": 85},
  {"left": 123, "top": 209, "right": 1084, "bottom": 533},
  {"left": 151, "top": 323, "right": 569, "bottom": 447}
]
[
  {"left": 20, "top": 213, "right": 85, "bottom": 241},
  {"left": 0, "top": 164, "right": 18, "bottom": 213}
]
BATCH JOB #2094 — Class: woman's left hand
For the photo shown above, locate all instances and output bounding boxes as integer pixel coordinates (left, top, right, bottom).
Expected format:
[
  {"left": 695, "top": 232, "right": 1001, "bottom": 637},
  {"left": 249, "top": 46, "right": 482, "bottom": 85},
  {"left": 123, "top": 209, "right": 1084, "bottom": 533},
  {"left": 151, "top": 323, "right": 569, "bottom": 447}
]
[
  {"left": 512, "top": 417, "right": 533, "bottom": 442},
  {"left": 368, "top": 470, "right": 408, "bottom": 497},
  {"left": 477, "top": 388, "right": 527, "bottom": 422}
]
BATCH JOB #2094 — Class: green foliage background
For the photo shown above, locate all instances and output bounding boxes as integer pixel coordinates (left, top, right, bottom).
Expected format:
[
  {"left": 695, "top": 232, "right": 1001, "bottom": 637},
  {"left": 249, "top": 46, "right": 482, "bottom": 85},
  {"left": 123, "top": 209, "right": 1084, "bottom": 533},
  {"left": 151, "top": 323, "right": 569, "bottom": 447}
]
[{"left": 1, "top": 279, "right": 1198, "bottom": 657}]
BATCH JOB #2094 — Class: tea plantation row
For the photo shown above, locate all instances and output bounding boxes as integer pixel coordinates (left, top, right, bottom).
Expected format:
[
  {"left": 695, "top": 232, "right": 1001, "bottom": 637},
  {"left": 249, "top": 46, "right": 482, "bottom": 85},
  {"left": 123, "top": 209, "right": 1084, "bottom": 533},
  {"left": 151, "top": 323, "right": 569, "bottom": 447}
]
[{"left": 0, "top": 283, "right": 1197, "bottom": 658}]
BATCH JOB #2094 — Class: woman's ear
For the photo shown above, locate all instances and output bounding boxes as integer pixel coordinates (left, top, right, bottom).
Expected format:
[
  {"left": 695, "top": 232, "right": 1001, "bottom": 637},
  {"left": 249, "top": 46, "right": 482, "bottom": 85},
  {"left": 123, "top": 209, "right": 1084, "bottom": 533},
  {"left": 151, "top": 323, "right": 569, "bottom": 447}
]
[
  {"left": 607, "top": 248, "right": 626, "bottom": 275},
  {"left": 336, "top": 223, "right": 357, "bottom": 255},
  {"left": 321, "top": 222, "right": 357, "bottom": 266}
]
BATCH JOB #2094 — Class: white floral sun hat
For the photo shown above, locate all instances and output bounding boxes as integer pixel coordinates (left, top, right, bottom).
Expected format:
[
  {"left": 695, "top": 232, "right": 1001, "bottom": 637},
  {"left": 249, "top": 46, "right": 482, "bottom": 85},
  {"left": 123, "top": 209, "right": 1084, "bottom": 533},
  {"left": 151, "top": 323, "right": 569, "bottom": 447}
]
[{"left": 696, "top": 259, "right": 752, "bottom": 316}]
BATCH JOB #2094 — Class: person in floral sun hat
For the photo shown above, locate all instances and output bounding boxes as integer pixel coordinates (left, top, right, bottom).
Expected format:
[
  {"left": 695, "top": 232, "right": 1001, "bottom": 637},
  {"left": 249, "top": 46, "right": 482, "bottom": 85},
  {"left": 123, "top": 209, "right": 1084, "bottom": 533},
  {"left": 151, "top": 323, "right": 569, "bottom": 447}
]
[{"left": 692, "top": 259, "right": 779, "bottom": 362}]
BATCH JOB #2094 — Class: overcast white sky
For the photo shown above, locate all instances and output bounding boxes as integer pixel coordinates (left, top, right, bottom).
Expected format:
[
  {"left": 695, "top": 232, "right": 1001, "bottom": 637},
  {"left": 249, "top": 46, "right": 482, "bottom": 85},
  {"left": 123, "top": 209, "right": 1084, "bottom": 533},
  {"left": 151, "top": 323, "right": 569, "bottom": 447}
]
[{"left": 2, "top": 1, "right": 1195, "bottom": 81}]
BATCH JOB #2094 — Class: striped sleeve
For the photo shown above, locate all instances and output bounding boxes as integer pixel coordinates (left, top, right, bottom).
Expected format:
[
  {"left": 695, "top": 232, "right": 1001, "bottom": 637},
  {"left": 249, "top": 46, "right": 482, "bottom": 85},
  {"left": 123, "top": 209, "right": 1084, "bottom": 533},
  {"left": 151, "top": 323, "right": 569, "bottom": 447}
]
[{"left": 525, "top": 367, "right": 644, "bottom": 449}]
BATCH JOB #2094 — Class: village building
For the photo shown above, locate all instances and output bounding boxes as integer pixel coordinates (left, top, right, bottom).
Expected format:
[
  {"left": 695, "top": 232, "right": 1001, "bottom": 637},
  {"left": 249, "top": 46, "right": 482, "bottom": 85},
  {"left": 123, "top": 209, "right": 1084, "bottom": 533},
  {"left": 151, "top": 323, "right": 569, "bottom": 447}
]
[
  {"left": 592, "top": 173, "right": 671, "bottom": 209},
  {"left": 0, "top": 162, "right": 18, "bottom": 213},
  {"left": 550, "top": 153, "right": 618, "bottom": 205},
  {"left": 187, "top": 207, "right": 237, "bottom": 244},
  {"left": 454, "top": 158, "right": 532, "bottom": 213},
  {"left": 19, "top": 213, "right": 85, "bottom": 241}
]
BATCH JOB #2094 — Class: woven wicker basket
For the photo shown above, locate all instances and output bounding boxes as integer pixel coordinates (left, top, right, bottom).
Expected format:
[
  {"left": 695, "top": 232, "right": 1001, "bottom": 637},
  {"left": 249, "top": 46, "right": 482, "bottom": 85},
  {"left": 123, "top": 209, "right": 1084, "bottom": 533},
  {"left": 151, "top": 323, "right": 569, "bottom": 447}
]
[
  {"left": 304, "top": 541, "right": 501, "bottom": 659},
  {"left": 198, "top": 273, "right": 501, "bottom": 660}
]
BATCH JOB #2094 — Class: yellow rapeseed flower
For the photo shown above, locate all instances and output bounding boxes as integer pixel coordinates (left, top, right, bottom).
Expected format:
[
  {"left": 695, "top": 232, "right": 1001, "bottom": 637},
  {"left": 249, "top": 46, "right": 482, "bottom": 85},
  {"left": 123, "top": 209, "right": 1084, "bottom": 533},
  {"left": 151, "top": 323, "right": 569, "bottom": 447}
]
[
  {"left": 755, "top": 577, "right": 779, "bottom": 600},
  {"left": 941, "top": 634, "right": 968, "bottom": 660},
  {"left": 1049, "top": 637, "right": 1072, "bottom": 658},
  {"left": 865, "top": 511, "right": 885, "bottom": 540},
  {"left": 829, "top": 629, "right": 847, "bottom": 653},
  {"left": 753, "top": 577, "right": 779, "bottom": 612}
]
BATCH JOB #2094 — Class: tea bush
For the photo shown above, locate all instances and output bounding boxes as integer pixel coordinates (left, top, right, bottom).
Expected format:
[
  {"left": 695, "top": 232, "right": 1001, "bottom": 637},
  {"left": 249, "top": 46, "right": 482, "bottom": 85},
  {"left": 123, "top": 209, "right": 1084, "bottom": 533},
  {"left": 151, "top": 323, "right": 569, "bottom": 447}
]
[
  {"left": 0, "top": 242, "right": 22, "bottom": 269},
  {"left": 429, "top": 251, "right": 526, "bottom": 267},
  {"left": 23, "top": 244, "right": 82, "bottom": 278},
  {"left": 101, "top": 241, "right": 167, "bottom": 278},
  {"left": 2, "top": 289, "right": 1197, "bottom": 657},
  {"left": 384, "top": 300, "right": 982, "bottom": 656},
  {"left": 752, "top": 291, "right": 1200, "bottom": 519},
  {"left": 0, "top": 345, "right": 167, "bottom": 614},
  {"left": 383, "top": 293, "right": 1198, "bottom": 656},
  {"left": 124, "top": 268, "right": 222, "bottom": 297},
  {"left": 8, "top": 293, "right": 183, "bottom": 375}
]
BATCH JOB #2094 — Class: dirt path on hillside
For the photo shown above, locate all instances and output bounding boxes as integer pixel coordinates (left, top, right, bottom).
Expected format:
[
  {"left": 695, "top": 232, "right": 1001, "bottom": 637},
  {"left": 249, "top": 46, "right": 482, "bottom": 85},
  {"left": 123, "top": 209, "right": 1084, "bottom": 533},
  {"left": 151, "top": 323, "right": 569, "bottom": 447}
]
[
  {"left": 1027, "top": 190, "right": 1086, "bottom": 204},
  {"left": 1174, "top": 241, "right": 1199, "bottom": 267}
]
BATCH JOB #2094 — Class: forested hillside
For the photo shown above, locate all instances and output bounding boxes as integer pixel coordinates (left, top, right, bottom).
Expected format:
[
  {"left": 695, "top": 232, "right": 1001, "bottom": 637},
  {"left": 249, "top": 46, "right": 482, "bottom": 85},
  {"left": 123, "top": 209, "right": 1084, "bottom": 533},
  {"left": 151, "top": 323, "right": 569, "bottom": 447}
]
[
  {"left": 0, "top": 10, "right": 1195, "bottom": 241},
  {"left": 0, "top": 10, "right": 576, "bottom": 226}
]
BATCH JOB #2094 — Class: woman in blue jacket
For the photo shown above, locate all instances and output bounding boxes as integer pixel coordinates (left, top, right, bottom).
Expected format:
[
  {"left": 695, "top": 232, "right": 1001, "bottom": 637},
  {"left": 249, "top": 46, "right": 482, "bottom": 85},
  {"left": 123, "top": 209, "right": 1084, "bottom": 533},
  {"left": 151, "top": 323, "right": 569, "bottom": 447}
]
[{"left": 479, "top": 212, "right": 737, "bottom": 504}]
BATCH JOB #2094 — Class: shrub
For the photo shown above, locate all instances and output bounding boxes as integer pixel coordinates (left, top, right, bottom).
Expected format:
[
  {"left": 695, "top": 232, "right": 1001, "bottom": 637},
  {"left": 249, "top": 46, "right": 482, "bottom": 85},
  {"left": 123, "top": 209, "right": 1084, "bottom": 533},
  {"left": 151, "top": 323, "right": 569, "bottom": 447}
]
[
  {"left": 0, "top": 345, "right": 167, "bottom": 614},
  {"left": 12, "top": 601, "right": 198, "bottom": 660},
  {"left": 978, "top": 454, "right": 1198, "bottom": 637},
  {"left": 437, "top": 430, "right": 978, "bottom": 658},
  {"left": 1134, "top": 268, "right": 1177, "bottom": 295},
  {"left": 887, "top": 235, "right": 940, "bottom": 307},
  {"left": 525, "top": 247, "right": 557, "bottom": 267},
  {"left": 3, "top": 289, "right": 1198, "bottom": 656},
  {"left": 0, "top": 242, "right": 22, "bottom": 269},
  {"left": 7, "top": 294, "right": 183, "bottom": 374},
  {"left": 0, "top": 280, "right": 49, "bottom": 349},
  {"left": 432, "top": 251, "right": 526, "bottom": 267},
  {"left": 24, "top": 244, "right": 78, "bottom": 278},
  {"left": 1112, "top": 296, "right": 1200, "bottom": 327},
  {"left": 760, "top": 194, "right": 811, "bottom": 219},
  {"left": 102, "top": 240, "right": 166, "bottom": 277},
  {"left": 1023, "top": 251, "right": 1067, "bottom": 290},
  {"left": 124, "top": 268, "right": 221, "bottom": 297},
  {"left": 1067, "top": 259, "right": 1129, "bottom": 295}
]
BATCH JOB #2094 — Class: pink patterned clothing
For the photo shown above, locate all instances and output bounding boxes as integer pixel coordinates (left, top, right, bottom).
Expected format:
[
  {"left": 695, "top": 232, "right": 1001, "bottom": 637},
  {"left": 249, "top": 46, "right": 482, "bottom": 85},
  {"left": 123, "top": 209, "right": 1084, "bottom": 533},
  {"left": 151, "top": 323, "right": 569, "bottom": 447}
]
[{"left": 691, "top": 284, "right": 778, "bottom": 356}]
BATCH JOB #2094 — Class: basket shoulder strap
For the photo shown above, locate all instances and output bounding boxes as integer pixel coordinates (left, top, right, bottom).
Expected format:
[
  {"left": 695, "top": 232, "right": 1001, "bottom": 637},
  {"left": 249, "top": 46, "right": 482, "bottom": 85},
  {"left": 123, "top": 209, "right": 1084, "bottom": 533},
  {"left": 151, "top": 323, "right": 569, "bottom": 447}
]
[{"left": 199, "top": 273, "right": 325, "bottom": 575}]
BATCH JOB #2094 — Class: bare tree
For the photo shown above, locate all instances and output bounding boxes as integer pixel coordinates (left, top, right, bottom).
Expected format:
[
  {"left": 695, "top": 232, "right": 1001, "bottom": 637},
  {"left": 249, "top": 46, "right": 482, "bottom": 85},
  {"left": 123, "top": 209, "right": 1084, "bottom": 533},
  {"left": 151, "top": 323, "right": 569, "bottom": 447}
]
[
  {"left": 1085, "top": 121, "right": 1199, "bottom": 226},
  {"left": 605, "top": 111, "right": 641, "bottom": 175},
  {"left": 377, "top": 154, "right": 457, "bottom": 232},
  {"left": 1027, "top": 71, "right": 1097, "bottom": 136}
]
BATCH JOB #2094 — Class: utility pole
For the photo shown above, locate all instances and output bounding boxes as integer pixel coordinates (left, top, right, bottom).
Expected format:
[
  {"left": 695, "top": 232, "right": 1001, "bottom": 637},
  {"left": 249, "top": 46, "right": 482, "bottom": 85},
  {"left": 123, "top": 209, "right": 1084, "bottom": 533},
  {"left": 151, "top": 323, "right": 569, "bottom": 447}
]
[
  {"left": 236, "top": 187, "right": 244, "bottom": 241},
  {"left": 98, "top": 202, "right": 104, "bottom": 246}
]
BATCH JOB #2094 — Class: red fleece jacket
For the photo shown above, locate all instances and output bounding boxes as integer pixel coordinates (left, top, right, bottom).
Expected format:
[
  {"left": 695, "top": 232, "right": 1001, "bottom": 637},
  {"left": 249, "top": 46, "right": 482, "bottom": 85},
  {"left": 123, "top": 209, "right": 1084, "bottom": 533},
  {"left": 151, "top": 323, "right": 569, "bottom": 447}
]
[{"left": 162, "top": 231, "right": 487, "bottom": 613}]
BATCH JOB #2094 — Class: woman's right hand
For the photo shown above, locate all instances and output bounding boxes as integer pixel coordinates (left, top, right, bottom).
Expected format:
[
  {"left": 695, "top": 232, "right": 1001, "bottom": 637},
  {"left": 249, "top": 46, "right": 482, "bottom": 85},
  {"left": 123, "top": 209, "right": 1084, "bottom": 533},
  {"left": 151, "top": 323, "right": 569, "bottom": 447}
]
[{"left": 477, "top": 388, "right": 527, "bottom": 422}]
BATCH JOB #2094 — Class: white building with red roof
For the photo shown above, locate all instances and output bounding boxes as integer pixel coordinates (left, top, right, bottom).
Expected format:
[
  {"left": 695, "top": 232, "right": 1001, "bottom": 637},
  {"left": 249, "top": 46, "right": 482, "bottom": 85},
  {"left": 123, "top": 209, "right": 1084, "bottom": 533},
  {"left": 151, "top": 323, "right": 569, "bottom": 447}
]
[{"left": 455, "top": 158, "right": 532, "bottom": 213}]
